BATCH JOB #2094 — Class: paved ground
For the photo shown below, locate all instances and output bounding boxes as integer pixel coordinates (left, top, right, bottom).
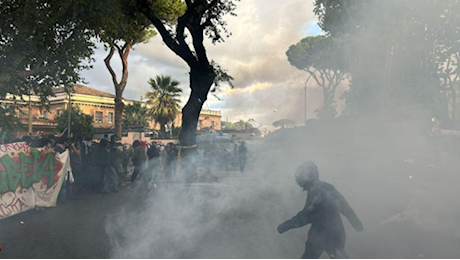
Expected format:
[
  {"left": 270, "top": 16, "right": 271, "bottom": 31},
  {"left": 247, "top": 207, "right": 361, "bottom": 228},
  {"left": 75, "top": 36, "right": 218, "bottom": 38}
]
[{"left": 0, "top": 185, "right": 138, "bottom": 259}]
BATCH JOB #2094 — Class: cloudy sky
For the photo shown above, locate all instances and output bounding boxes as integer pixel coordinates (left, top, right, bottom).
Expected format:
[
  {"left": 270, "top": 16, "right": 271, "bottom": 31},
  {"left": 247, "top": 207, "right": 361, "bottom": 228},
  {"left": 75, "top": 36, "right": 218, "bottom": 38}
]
[{"left": 80, "top": 0, "right": 324, "bottom": 128}]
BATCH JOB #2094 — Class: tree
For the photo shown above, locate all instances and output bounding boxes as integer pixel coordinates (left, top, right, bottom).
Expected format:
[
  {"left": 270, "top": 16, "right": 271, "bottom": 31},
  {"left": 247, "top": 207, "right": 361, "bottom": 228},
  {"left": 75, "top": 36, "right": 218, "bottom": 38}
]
[
  {"left": 97, "top": 0, "right": 183, "bottom": 139},
  {"left": 434, "top": 2, "right": 460, "bottom": 126},
  {"left": 56, "top": 107, "right": 94, "bottom": 138},
  {"left": 287, "top": 35, "right": 348, "bottom": 119},
  {"left": 146, "top": 75, "right": 182, "bottom": 134},
  {"left": 0, "top": 0, "right": 95, "bottom": 101},
  {"left": 313, "top": 0, "right": 457, "bottom": 122},
  {"left": 123, "top": 102, "right": 150, "bottom": 128},
  {"left": 0, "top": 103, "right": 21, "bottom": 133},
  {"left": 137, "top": 0, "right": 236, "bottom": 157}
]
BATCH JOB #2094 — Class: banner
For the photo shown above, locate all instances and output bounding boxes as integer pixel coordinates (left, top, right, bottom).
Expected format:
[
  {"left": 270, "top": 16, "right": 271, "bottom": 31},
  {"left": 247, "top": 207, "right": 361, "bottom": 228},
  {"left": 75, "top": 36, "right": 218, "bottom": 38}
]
[{"left": 0, "top": 142, "right": 68, "bottom": 219}]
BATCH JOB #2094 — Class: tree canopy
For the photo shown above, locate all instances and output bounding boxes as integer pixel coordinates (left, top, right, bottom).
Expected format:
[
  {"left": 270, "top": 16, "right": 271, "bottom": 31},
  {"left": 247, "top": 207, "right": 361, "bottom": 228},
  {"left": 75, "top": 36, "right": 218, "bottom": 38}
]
[
  {"left": 56, "top": 107, "right": 94, "bottom": 138},
  {"left": 313, "top": 0, "right": 460, "bottom": 123},
  {"left": 0, "top": 0, "right": 95, "bottom": 99},
  {"left": 123, "top": 102, "right": 150, "bottom": 128},
  {"left": 287, "top": 35, "right": 348, "bottom": 119},
  {"left": 146, "top": 75, "right": 182, "bottom": 134}
]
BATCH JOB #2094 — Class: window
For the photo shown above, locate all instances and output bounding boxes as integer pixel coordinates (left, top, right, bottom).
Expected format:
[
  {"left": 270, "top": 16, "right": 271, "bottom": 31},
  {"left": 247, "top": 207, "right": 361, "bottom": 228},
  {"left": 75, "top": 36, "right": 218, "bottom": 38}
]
[
  {"left": 41, "top": 110, "right": 48, "bottom": 119},
  {"left": 95, "top": 111, "right": 103, "bottom": 123},
  {"left": 108, "top": 112, "right": 114, "bottom": 124},
  {"left": 57, "top": 109, "right": 63, "bottom": 117}
]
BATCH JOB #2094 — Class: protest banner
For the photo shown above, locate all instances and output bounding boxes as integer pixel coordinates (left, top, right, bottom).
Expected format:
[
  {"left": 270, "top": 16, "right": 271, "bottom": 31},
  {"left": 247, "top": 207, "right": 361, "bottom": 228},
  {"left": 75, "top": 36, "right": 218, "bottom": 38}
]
[{"left": 0, "top": 142, "right": 69, "bottom": 219}]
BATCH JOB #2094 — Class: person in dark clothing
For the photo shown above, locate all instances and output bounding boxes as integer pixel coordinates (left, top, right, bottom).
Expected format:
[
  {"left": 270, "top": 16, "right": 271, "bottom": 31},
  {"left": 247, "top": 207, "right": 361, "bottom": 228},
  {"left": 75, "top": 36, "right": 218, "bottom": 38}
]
[
  {"left": 238, "top": 141, "right": 248, "bottom": 173},
  {"left": 102, "top": 140, "right": 119, "bottom": 193},
  {"left": 54, "top": 137, "right": 68, "bottom": 154},
  {"left": 94, "top": 139, "right": 109, "bottom": 191},
  {"left": 131, "top": 140, "right": 146, "bottom": 183},
  {"left": 165, "top": 143, "right": 178, "bottom": 180},
  {"left": 146, "top": 143, "right": 160, "bottom": 183},
  {"left": 277, "top": 161, "right": 363, "bottom": 259},
  {"left": 21, "top": 135, "right": 33, "bottom": 146},
  {"left": 81, "top": 137, "right": 95, "bottom": 188}
]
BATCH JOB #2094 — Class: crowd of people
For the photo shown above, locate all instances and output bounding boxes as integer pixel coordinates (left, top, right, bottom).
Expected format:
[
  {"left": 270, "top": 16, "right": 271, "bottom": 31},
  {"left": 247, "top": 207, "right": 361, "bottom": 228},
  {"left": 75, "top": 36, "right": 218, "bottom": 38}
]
[
  {"left": 0, "top": 129, "right": 184, "bottom": 198},
  {"left": 1, "top": 126, "right": 251, "bottom": 198}
]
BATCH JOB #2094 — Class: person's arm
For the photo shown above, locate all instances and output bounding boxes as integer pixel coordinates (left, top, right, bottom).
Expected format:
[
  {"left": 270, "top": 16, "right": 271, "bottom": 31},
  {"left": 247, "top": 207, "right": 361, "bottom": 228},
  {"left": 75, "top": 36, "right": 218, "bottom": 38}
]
[
  {"left": 278, "top": 191, "right": 321, "bottom": 234},
  {"left": 335, "top": 189, "right": 364, "bottom": 232}
]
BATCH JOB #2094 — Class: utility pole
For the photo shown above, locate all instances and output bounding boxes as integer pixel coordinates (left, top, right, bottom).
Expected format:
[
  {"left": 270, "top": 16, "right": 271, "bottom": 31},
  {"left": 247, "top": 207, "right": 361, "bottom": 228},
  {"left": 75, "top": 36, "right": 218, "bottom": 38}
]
[
  {"left": 304, "top": 74, "right": 314, "bottom": 125},
  {"left": 28, "top": 87, "right": 32, "bottom": 135},
  {"left": 67, "top": 86, "right": 71, "bottom": 138}
]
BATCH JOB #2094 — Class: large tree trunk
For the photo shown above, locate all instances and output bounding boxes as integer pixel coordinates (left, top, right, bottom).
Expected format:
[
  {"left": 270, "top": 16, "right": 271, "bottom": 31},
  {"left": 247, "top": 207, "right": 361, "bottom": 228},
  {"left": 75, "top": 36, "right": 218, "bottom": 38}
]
[
  {"left": 114, "top": 88, "right": 125, "bottom": 138},
  {"left": 179, "top": 66, "right": 215, "bottom": 182}
]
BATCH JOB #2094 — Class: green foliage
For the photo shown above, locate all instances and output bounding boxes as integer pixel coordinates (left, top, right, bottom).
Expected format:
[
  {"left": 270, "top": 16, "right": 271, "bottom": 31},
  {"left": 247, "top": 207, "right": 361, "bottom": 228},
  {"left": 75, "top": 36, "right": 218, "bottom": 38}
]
[
  {"left": 123, "top": 102, "right": 150, "bottom": 128},
  {"left": 146, "top": 75, "right": 182, "bottom": 133},
  {"left": 313, "top": 0, "right": 460, "bottom": 121},
  {"left": 0, "top": 104, "right": 22, "bottom": 133},
  {"left": 287, "top": 35, "right": 348, "bottom": 119},
  {"left": 56, "top": 107, "right": 94, "bottom": 138},
  {"left": 0, "top": 0, "right": 95, "bottom": 101}
]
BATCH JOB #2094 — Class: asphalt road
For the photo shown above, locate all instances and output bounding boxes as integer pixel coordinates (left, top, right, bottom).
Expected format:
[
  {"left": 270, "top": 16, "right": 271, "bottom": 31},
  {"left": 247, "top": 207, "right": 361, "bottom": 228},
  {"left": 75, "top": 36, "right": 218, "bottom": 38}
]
[{"left": 0, "top": 186, "right": 139, "bottom": 259}]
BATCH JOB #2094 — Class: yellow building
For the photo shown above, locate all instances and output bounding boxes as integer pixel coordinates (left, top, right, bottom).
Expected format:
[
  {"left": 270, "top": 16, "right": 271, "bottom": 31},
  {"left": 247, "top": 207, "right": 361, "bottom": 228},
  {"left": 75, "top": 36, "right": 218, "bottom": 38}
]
[{"left": 2, "top": 84, "right": 222, "bottom": 138}]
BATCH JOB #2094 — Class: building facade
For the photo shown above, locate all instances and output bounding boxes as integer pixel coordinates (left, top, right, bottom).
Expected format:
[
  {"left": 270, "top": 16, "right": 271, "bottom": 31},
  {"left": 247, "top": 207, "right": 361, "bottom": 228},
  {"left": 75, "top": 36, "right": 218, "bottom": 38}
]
[{"left": 2, "top": 84, "right": 222, "bottom": 138}]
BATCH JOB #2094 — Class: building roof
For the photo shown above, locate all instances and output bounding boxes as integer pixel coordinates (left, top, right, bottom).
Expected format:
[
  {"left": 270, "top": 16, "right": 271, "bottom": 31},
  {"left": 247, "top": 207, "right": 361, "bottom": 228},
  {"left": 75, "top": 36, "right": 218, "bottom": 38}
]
[{"left": 53, "top": 84, "right": 115, "bottom": 98}]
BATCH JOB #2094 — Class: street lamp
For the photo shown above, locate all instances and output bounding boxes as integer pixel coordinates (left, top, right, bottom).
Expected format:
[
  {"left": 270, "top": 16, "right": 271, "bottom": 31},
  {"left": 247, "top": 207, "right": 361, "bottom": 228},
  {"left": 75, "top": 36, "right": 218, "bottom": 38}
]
[
  {"left": 67, "top": 86, "right": 72, "bottom": 138},
  {"left": 304, "top": 73, "right": 314, "bottom": 125}
]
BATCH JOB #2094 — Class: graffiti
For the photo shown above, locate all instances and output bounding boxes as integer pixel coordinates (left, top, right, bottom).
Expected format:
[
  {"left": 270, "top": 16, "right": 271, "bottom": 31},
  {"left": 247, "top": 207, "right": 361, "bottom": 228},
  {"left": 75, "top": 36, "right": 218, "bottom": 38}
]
[
  {"left": 0, "top": 142, "right": 68, "bottom": 219},
  {"left": 0, "top": 192, "right": 30, "bottom": 217},
  {"left": 0, "top": 150, "right": 59, "bottom": 193},
  {"left": 0, "top": 142, "right": 29, "bottom": 154}
]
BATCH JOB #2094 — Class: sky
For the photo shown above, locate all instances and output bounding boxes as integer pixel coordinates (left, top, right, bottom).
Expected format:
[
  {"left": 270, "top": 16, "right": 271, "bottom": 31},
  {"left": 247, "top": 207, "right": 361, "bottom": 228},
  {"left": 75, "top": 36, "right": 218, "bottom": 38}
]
[{"left": 80, "top": 0, "right": 323, "bottom": 128}]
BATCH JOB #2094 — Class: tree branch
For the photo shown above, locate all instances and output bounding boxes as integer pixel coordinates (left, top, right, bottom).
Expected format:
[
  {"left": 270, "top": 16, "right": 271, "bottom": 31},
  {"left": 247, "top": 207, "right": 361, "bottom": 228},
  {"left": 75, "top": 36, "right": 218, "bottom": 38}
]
[
  {"left": 137, "top": 0, "right": 196, "bottom": 67},
  {"left": 104, "top": 46, "right": 118, "bottom": 86}
]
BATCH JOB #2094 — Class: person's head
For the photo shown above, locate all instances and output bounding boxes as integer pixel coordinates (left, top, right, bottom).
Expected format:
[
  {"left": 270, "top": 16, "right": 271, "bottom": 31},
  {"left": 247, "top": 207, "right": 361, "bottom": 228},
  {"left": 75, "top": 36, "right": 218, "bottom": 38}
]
[
  {"left": 111, "top": 135, "right": 120, "bottom": 142},
  {"left": 21, "top": 135, "right": 33, "bottom": 145},
  {"left": 99, "top": 139, "right": 109, "bottom": 148},
  {"left": 295, "top": 161, "right": 320, "bottom": 190},
  {"left": 240, "top": 141, "right": 246, "bottom": 147},
  {"left": 133, "top": 140, "right": 140, "bottom": 148},
  {"left": 56, "top": 137, "right": 67, "bottom": 147}
]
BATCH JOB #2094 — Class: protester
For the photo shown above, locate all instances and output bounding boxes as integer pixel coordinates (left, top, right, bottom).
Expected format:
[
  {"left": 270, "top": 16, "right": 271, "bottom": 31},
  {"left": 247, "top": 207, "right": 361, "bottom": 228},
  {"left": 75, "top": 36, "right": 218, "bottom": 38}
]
[
  {"left": 238, "top": 141, "right": 248, "bottom": 173},
  {"left": 277, "top": 161, "right": 364, "bottom": 259},
  {"left": 165, "top": 142, "right": 178, "bottom": 180},
  {"left": 147, "top": 142, "right": 161, "bottom": 184},
  {"left": 102, "top": 140, "right": 119, "bottom": 193},
  {"left": 131, "top": 140, "right": 146, "bottom": 183},
  {"left": 109, "top": 136, "right": 123, "bottom": 183},
  {"left": 54, "top": 137, "right": 68, "bottom": 154},
  {"left": 94, "top": 139, "right": 109, "bottom": 192},
  {"left": 69, "top": 138, "right": 82, "bottom": 189},
  {"left": 21, "top": 135, "right": 33, "bottom": 146},
  {"left": 81, "top": 137, "right": 95, "bottom": 189}
]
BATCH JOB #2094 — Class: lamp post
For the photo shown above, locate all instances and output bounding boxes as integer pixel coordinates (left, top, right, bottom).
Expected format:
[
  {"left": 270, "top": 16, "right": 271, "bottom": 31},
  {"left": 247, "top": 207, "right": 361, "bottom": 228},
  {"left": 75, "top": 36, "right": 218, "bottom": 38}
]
[
  {"left": 28, "top": 86, "right": 32, "bottom": 135},
  {"left": 67, "top": 86, "right": 71, "bottom": 138},
  {"left": 304, "top": 74, "right": 314, "bottom": 125}
]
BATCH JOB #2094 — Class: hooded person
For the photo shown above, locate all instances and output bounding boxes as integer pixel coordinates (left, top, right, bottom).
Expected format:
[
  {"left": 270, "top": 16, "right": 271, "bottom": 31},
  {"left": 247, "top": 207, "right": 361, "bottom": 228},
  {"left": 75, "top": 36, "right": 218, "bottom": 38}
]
[{"left": 277, "top": 161, "right": 364, "bottom": 259}]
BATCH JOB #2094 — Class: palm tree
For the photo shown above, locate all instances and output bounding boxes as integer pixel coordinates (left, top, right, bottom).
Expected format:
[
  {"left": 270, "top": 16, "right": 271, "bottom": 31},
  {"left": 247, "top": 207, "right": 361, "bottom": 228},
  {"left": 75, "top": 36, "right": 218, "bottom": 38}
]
[
  {"left": 123, "top": 102, "right": 149, "bottom": 129},
  {"left": 146, "top": 75, "right": 182, "bottom": 134}
]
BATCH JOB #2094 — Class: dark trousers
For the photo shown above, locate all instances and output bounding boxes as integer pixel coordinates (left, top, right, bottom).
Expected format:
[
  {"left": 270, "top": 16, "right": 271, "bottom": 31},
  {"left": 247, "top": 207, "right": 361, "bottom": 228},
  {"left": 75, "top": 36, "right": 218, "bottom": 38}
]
[
  {"left": 132, "top": 165, "right": 142, "bottom": 182},
  {"left": 302, "top": 227, "right": 348, "bottom": 259}
]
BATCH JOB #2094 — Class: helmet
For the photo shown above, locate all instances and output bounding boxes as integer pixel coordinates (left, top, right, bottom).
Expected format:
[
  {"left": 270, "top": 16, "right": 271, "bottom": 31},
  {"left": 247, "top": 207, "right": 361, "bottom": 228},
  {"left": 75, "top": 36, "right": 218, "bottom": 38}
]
[{"left": 295, "top": 161, "right": 319, "bottom": 188}]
